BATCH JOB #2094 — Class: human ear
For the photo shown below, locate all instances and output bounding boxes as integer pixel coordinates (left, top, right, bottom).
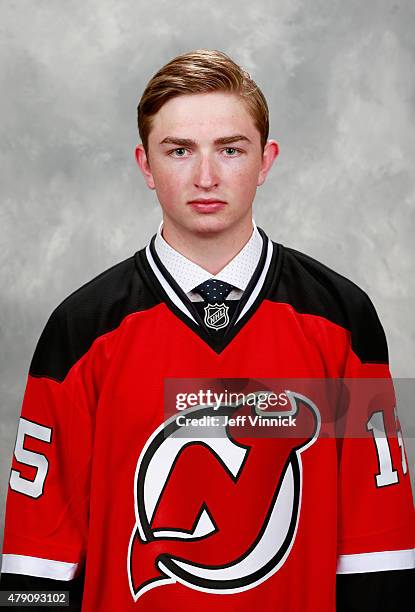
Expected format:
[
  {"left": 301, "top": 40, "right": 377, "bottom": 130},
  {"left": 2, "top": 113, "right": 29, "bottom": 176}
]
[
  {"left": 135, "top": 145, "right": 155, "bottom": 190},
  {"left": 257, "top": 140, "right": 279, "bottom": 187}
]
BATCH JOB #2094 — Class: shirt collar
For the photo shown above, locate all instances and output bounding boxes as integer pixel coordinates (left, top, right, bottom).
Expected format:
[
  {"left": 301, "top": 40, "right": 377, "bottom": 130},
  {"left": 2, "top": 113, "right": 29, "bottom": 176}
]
[{"left": 154, "top": 218, "right": 263, "bottom": 294}]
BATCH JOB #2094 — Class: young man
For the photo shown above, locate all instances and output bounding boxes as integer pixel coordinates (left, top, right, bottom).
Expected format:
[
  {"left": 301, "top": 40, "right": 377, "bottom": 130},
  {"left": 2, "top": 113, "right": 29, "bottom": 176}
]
[{"left": 1, "top": 50, "right": 414, "bottom": 611}]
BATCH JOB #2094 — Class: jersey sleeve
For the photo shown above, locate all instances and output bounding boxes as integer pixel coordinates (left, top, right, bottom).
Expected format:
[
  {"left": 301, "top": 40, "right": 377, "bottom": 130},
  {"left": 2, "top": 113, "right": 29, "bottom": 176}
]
[
  {"left": 0, "top": 303, "right": 94, "bottom": 595},
  {"left": 336, "top": 290, "right": 415, "bottom": 574}
]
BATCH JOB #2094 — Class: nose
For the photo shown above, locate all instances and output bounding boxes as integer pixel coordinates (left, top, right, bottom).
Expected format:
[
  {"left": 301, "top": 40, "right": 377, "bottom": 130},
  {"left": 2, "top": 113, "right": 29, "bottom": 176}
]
[{"left": 193, "top": 153, "right": 219, "bottom": 190}]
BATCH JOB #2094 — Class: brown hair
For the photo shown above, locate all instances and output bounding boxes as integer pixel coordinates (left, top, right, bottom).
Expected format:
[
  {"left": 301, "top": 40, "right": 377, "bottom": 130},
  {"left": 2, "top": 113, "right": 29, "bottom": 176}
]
[{"left": 137, "top": 49, "right": 269, "bottom": 157}]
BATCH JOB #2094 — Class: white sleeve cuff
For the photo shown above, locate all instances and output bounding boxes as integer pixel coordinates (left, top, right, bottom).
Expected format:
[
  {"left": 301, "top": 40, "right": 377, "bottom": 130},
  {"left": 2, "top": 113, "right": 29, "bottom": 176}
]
[
  {"left": 1, "top": 553, "right": 78, "bottom": 580},
  {"left": 336, "top": 548, "right": 415, "bottom": 574}
]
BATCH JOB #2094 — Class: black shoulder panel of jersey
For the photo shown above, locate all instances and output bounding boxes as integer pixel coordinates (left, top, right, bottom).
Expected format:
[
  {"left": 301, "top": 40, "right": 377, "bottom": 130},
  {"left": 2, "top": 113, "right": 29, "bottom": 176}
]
[
  {"left": 270, "top": 245, "right": 388, "bottom": 365},
  {"left": 29, "top": 249, "right": 160, "bottom": 382}
]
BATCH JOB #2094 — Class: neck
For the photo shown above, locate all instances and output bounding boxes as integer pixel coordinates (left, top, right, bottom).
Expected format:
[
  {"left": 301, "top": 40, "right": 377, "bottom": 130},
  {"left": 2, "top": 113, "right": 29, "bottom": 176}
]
[{"left": 160, "top": 213, "right": 254, "bottom": 275}]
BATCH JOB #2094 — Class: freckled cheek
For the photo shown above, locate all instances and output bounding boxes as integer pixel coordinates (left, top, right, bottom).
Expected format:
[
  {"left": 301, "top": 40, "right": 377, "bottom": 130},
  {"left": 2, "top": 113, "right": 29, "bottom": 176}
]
[
  {"left": 162, "top": 170, "right": 182, "bottom": 186},
  {"left": 227, "top": 167, "right": 258, "bottom": 192},
  {"left": 154, "top": 169, "right": 189, "bottom": 201}
]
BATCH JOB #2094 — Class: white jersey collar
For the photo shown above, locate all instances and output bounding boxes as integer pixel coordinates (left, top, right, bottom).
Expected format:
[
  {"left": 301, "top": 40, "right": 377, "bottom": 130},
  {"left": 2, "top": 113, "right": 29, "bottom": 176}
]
[{"left": 154, "top": 218, "right": 262, "bottom": 294}]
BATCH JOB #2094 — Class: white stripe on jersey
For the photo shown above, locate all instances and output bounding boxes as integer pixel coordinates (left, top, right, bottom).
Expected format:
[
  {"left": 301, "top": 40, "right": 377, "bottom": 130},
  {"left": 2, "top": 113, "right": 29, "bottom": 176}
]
[
  {"left": 336, "top": 548, "right": 415, "bottom": 574},
  {"left": 1, "top": 553, "right": 78, "bottom": 580}
]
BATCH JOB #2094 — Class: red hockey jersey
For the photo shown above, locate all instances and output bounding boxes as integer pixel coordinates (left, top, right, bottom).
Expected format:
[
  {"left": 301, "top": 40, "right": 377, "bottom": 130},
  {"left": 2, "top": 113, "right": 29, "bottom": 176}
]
[{"left": 1, "top": 227, "right": 414, "bottom": 610}]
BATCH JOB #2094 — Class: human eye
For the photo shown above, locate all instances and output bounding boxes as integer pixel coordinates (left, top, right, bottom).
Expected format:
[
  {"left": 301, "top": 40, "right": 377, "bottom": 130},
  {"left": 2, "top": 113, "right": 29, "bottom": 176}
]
[
  {"left": 168, "top": 147, "right": 189, "bottom": 158},
  {"left": 223, "top": 147, "right": 243, "bottom": 156}
]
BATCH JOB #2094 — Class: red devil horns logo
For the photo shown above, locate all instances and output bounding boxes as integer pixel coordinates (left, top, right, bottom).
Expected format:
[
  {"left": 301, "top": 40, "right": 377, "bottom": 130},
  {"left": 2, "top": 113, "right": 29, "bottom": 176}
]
[{"left": 127, "top": 390, "right": 320, "bottom": 601}]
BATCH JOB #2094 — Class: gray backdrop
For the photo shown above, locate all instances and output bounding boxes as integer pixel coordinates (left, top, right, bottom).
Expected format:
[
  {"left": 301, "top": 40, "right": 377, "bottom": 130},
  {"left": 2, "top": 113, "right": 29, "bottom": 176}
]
[{"left": 1, "top": 0, "right": 414, "bottom": 558}]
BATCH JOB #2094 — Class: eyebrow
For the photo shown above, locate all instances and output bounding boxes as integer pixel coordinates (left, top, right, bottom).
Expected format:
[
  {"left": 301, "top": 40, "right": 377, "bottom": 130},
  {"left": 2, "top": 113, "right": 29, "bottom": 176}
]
[{"left": 159, "top": 134, "right": 252, "bottom": 146}]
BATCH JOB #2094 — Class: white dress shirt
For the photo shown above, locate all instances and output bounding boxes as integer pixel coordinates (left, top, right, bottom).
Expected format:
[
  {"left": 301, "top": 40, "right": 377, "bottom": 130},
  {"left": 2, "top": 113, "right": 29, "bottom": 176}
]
[{"left": 153, "top": 219, "right": 263, "bottom": 302}]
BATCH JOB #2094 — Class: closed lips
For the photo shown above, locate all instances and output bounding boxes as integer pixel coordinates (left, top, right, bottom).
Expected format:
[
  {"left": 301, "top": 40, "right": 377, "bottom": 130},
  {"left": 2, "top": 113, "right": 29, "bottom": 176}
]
[{"left": 188, "top": 200, "right": 226, "bottom": 203}]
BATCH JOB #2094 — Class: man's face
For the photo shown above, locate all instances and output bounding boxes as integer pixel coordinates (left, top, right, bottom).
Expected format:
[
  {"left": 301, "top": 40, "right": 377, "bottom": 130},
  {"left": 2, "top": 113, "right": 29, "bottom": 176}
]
[{"left": 136, "top": 91, "right": 278, "bottom": 236}]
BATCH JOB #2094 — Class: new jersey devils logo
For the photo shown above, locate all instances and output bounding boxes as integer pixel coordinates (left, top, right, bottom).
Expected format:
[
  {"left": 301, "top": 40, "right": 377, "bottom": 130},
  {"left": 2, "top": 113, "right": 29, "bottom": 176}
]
[{"left": 127, "top": 390, "right": 320, "bottom": 601}]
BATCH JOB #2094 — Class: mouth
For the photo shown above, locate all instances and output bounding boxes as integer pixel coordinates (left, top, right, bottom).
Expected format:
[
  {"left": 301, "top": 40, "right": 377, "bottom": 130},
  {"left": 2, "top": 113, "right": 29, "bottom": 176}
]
[{"left": 188, "top": 199, "right": 227, "bottom": 213}]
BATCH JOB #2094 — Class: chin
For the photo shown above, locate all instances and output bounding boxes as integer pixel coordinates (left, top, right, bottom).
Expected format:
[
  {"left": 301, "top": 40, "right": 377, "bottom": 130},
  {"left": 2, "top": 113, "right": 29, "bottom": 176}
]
[{"left": 187, "top": 216, "right": 232, "bottom": 236}]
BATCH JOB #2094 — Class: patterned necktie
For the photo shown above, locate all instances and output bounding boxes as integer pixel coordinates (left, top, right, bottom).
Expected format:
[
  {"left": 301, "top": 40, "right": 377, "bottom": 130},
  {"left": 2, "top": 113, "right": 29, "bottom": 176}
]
[{"left": 193, "top": 279, "right": 234, "bottom": 304}]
